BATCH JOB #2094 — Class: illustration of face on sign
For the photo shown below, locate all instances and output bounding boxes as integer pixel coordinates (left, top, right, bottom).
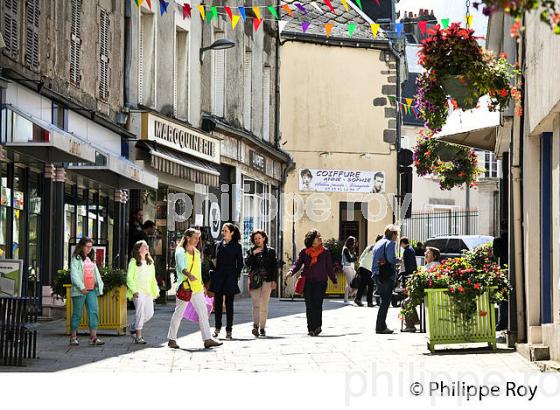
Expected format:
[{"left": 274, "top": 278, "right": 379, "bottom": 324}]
[{"left": 372, "top": 172, "right": 385, "bottom": 193}]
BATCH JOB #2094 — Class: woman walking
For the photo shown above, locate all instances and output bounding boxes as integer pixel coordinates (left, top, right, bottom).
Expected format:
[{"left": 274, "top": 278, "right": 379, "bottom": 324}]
[
  {"left": 167, "top": 229, "right": 222, "bottom": 349},
  {"left": 245, "top": 230, "right": 279, "bottom": 337},
  {"left": 127, "top": 240, "right": 159, "bottom": 344},
  {"left": 286, "top": 230, "right": 338, "bottom": 336},
  {"left": 342, "top": 236, "right": 358, "bottom": 305},
  {"left": 69, "top": 237, "right": 105, "bottom": 346},
  {"left": 208, "top": 223, "right": 244, "bottom": 340}
]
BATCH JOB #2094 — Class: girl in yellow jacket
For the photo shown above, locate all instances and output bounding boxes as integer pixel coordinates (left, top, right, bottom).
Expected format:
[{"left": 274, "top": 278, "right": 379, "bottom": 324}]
[{"left": 127, "top": 240, "right": 159, "bottom": 344}]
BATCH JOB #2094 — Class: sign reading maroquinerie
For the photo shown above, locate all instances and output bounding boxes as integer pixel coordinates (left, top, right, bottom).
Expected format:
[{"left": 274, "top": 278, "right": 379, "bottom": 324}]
[
  {"left": 144, "top": 114, "right": 221, "bottom": 164},
  {"left": 299, "top": 168, "right": 386, "bottom": 193}
]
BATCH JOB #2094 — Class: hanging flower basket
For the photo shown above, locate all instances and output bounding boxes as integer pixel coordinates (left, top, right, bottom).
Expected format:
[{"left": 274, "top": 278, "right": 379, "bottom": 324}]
[
  {"left": 415, "top": 23, "right": 521, "bottom": 132},
  {"left": 475, "top": 1, "right": 560, "bottom": 35}
]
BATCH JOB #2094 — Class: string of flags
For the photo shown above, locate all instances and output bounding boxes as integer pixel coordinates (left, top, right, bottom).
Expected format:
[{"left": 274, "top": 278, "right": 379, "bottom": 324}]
[
  {"left": 387, "top": 96, "right": 463, "bottom": 117},
  {"left": 132, "top": 0, "right": 471, "bottom": 37}
]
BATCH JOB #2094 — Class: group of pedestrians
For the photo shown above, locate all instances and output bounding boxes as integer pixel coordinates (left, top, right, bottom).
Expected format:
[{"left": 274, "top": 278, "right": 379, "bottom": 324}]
[{"left": 67, "top": 217, "right": 439, "bottom": 348}]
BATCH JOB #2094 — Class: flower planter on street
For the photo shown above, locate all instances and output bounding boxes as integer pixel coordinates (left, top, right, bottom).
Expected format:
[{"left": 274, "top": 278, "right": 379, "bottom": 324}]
[
  {"left": 64, "top": 285, "right": 128, "bottom": 335},
  {"left": 424, "top": 288, "right": 496, "bottom": 353}
]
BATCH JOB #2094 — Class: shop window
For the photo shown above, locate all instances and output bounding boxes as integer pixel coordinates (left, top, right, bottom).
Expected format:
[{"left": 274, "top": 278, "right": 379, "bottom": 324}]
[
  {"left": 0, "top": 163, "right": 9, "bottom": 259},
  {"left": 242, "top": 177, "right": 271, "bottom": 251},
  {"left": 76, "top": 188, "right": 87, "bottom": 239},
  {"left": 28, "top": 171, "right": 41, "bottom": 297},
  {"left": 64, "top": 184, "right": 76, "bottom": 269},
  {"left": 88, "top": 190, "right": 98, "bottom": 240},
  {"left": 12, "top": 167, "right": 26, "bottom": 260}
]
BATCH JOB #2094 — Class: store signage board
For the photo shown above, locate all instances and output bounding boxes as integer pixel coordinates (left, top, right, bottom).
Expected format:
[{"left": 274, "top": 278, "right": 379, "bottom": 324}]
[
  {"left": 249, "top": 150, "right": 266, "bottom": 173},
  {"left": 0, "top": 259, "right": 23, "bottom": 297},
  {"left": 298, "top": 169, "right": 386, "bottom": 193}
]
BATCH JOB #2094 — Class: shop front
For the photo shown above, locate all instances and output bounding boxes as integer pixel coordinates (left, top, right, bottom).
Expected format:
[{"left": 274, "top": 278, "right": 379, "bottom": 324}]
[{"left": 129, "top": 112, "right": 224, "bottom": 296}]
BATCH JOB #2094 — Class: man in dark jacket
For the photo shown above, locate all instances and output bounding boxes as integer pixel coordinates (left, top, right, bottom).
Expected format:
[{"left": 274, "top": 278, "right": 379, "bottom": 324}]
[{"left": 400, "top": 237, "right": 417, "bottom": 279}]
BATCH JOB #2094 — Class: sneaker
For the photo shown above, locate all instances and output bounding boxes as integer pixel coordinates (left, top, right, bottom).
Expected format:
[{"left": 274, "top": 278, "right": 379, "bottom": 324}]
[
  {"left": 168, "top": 339, "right": 180, "bottom": 349},
  {"left": 376, "top": 328, "right": 394, "bottom": 335},
  {"left": 259, "top": 328, "right": 266, "bottom": 337},
  {"left": 89, "top": 337, "right": 105, "bottom": 346},
  {"left": 252, "top": 325, "right": 259, "bottom": 338},
  {"left": 354, "top": 299, "right": 364, "bottom": 307},
  {"left": 128, "top": 325, "right": 137, "bottom": 335},
  {"left": 69, "top": 337, "right": 79, "bottom": 346},
  {"left": 343, "top": 300, "right": 352, "bottom": 305},
  {"left": 402, "top": 327, "right": 417, "bottom": 333},
  {"left": 204, "top": 338, "right": 223, "bottom": 348},
  {"left": 133, "top": 336, "right": 147, "bottom": 344}
]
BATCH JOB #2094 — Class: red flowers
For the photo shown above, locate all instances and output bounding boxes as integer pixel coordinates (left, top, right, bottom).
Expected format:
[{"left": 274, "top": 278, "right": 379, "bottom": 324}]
[
  {"left": 474, "top": 283, "right": 481, "bottom": 290},
  {"left": 498, "top": 89, "right": 509, "bottom": 97},
  {"left": 479, "top": 310, "right": 488, "bottom": 317}
]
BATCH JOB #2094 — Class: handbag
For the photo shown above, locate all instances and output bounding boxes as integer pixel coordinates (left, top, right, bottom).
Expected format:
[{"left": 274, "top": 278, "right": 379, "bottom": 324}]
[
  {"left": 176, "top": 251, "right": 195, "bottom": 302},
  {"left": 350, "top": 272, "right": 361, "bottom": 289},
  {"left": 249, "top": 269, "right": 266, "bottom": 290},
  {"left": 294, "top": 275, "right": 306, "bottom": 295}
]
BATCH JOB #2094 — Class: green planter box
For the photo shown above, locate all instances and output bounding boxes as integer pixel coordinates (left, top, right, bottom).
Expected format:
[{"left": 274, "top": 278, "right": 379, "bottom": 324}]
[{"left": 424, "top": 288, "right": 497, "bottom": 353}]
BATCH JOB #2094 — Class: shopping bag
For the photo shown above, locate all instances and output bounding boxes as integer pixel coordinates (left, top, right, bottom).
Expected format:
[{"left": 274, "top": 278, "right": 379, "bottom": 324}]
[{"left": 183, "top": 295, "right": 214, "bottom": 323}]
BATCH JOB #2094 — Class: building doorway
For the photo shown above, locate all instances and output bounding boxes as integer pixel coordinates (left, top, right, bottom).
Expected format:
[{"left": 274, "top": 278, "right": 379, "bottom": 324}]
[{"left": 339, "top": 202, "right": 367, "bottom": 254}]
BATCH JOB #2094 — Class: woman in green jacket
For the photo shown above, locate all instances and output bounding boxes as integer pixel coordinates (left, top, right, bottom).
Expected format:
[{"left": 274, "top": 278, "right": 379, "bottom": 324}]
[
  {"left": 127, "top": 240, "right": 159, "bottom": 344},
  {"left": 69, "top": 237, "right": 104, "bottom": 346}
]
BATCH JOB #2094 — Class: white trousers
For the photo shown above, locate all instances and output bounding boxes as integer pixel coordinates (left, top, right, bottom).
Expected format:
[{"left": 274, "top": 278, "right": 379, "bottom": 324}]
[
  {"left": 133, "top": 293, "right": 154, "bottom": 330},
  {"left": 343, "top": 266, "right": 357, "bottom": 302},
  {"left": 167, "top": 292, "right": 212, "bottom": 341}
]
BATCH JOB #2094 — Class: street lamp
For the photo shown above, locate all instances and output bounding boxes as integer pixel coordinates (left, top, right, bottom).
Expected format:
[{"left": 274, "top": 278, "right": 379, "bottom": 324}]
[{"left": 199, "top": 38, "right": 236, "bottom": 63}]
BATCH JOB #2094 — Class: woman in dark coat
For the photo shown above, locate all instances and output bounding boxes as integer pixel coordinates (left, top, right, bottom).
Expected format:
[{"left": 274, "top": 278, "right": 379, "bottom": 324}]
[
  {"left": 285, "top": 230, "right": 337, "bottom": 336},
  {"left": 245, "top": 230, "right": 279, "bottom": 337},
  {"left": 209, "top": 223, "right": 244, "bottom": 340}
]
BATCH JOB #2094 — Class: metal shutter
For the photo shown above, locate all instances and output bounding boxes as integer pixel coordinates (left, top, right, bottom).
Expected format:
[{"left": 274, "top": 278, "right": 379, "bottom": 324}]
[
  {"left": 99, "top": 9, "right": 110, "bottom": 100},
  {"left": 3, "top": 0, "right": 19, "bottom": 57},
  {"left": 212, "top": 32, "right": 225, "bottom": 118},
  {"left": 243, "top": 50, "right": 252, "bottom": 131},
  {"left": 262, "top": 66, "right": 271, "bottom": 142},
  {"left": 24, "top": 0, "right": 40, "bottom": 69},
  {"left": 70, "top": 0, "right": 82, "bottom": 87}
]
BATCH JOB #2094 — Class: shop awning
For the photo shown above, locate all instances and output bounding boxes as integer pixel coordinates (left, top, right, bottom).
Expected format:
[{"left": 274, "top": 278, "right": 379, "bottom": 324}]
[
  {"left": 1, "top": 105, "right": 97, "bottom": 164},
  {"left": 438, "top": 126, "right": 498, "bottom": 151},
  {"left": 67, "top": 150, "right": 159, "bottom": 190},
  {"left": 137, "top": 141, "right": 220, "bottom": 188}
]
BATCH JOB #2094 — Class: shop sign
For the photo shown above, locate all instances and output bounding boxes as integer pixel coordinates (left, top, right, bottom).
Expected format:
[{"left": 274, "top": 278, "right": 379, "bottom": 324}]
[
  {"left": 68, "top": 139, "right": 82, "bottom": 156},
  {"left": 13, "top": 191, "right": 24, "bottom": 210},
  {"left": 249, "top": 150, "right": 266, "bottom": 173},
  {"left": 208, "top": 202, "right": 221, "bottom": 239},
  {"left": 1, "top": 187, "right": 11, "bottom": 207},
  {"left": 0, "top": 259, "right": 23, "bottom": 297},
  {"left": 143, "top": 114, "right": 221, "bottom": 164},
  {"left": 298, "top": 169, "right": 386, "bottom": 193}
]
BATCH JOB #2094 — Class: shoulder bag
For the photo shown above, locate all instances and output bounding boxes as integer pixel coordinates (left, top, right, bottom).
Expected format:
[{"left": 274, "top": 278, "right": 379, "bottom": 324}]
[{"left": 176, "top": 251, "right": 194, "bottom": 302}]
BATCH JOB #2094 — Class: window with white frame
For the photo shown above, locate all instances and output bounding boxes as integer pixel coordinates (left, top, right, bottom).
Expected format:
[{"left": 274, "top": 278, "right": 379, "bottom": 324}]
[
  {"left": 212, "top": 30, "right": 226, "bottom": 118},
  {"left": 175, "top": 27, "right": 189, "bottom": 120},
  {"left": 242, "top": 177, "right": 271, "bottom": 251},
  {"left": 243, "top": 47, "right": 252, "bottom": 131},
  {"left": 25, "top": 0, "right": 40, "bottom": 70},
  {"left": 139, "top": 9, "right": 156, "bottom": 107},
  {"left": 70, "top": 0, "right": 82, "bottom": 87},
  {"left": 3, "top": 0, "right": 19, "bottom": 58},
  {"left": 484, "top": 151, "right": 498, "bottom": 178},
  {"left": 262, "top": 65, "right": 271, "bottom": 142},
  {"left": 98, "top": 9, "right": 110, "bottom": 100}
]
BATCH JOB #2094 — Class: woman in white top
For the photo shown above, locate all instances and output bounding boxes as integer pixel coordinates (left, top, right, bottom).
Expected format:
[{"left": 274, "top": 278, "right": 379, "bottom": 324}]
[
  {"left": 342, "top": 236, "right": 358, "bottom": 304},
  {"left": 126, "top": 240, "right": 159, "bottom": 344},
  {"left": 424, "top": 247, "right": 442, "bottom": 270}
]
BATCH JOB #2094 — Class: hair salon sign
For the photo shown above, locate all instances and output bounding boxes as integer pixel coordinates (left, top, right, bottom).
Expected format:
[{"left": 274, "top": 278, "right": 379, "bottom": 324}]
[{"left": 298, "top": 169, "right": 386, "bottom": 193}]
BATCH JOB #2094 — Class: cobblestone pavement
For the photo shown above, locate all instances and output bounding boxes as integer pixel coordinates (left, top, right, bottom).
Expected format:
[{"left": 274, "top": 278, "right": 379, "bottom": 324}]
[{"left": 1, "top": 297, "right": 539, "bottom": 374}]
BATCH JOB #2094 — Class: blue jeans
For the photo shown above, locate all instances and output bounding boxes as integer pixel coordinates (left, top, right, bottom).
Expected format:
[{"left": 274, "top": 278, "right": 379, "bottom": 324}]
[
  {"left": 375, "top": 279, "right": 394, "bottom": 331},
  {"left": 70, "top": 291, "right": 100, "bottom": 331}
]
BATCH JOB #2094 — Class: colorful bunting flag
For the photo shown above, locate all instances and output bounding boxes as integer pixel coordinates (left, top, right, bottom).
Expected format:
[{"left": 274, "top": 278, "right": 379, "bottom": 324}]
[
  {"left": 348, "top": 22, "right": 357, "bottom": 38},
  {"left": 395, "top": 22, "right": 403, "bottom": 37},
  {"left": 253, "top": 6, "right": 261, "bottom": 20},
  {"left": 253, "top": 18, "right": 263, "bottom": 31},
  {"left": 355, "top": 0, "right": 362, "bottom": 10},
  {"left": 239, "top": 6, "right": 247, "bottom": 21},
  {"left": 295, "top": 3, "right": 307, "bottom": 14},
  {"left": 325, "top": 23, "right": 333, "bottom": 37},
  {"left": 232, "top": 15, "right": 241, "bottom": 29},
  {"left": 268, "top": 5, "right": 279, "bottom": 19},
  {"left": 441, "top": 18, "right": 449, "bottom": 29},
  {"left": 466, "top": 15, "right": 473, "bottom": 28},
  {"left": 135, "top": 0, "right": 144, "bottom": 7},
  {"left": 405, "top": 98, "right": 413, "bottom": 107},
  {"left": 182, "top": 3, "right": 191, "bottom": 19},
  {"left": 370, "top": 23, "right": 380, "bottom": 38},
  {"left": 324, "top": 0, "right": 336, "bottom": 13},
  {"left": 225, "top": 6, "right": 233, "bottom": 20},
  {"left": 198, "top": 4, "right": 205, "bottom": 20},
  {"left": 282, "top": 4, "right": 294, "bottom": 16},
  {"left": 302, "top": 21, "right": 311, "bottom": 32},
  {"left": 418, "top": 20, "right": 427, "bottom": 35},
  {"left": 278, "top": 20, "right": 289, "bottom": 33},
  {"left": 311, "top": 2, "right": 323, "bottom": 13},
  {"left": 146, "top": 0, "right": 152, "bottom": 10},
  {"left": 211, "top": 6, "right": 218, "bottom": 21},
  {"left": 159, "top": 0, "right": 169, "bottom": 15},
  {"left": 340, "top": 0, "right": 349, "bottom": 12}
]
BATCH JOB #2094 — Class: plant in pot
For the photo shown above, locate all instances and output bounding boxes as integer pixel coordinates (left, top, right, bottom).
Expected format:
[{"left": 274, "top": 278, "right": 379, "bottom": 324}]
[
  {"left": 323, "top": 238, "right": 343, "bottom": 273},
  {"left": 51, "top": 266, "right": 127, "bottom": 300}
]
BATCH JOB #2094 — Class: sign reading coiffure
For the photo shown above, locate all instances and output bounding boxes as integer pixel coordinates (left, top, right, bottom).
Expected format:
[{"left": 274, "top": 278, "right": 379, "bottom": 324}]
[
  {"left": 143, "top": 114, "right": 220, "bottom": 164},
  {"left": 298, "top": 168, "right": 386, "bottom": 193}
]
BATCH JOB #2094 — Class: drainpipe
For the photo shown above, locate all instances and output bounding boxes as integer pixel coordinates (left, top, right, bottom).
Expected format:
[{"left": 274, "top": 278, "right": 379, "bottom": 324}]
[
  {"left": 274, "top": 0, "right": 281, "bottom": 149},
  {"left": 124, "top": 1, "right": 131, "bottom": 107}
]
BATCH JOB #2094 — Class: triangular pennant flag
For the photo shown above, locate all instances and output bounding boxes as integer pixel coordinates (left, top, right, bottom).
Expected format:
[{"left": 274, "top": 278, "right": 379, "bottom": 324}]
[
  {"left": 325, "top": 23, "right": 333, "bottom": 37},
  {"left": 302, "top": 21, "right": 311, "bottom": 33},
  {"left": 232, "top": 15, "right": 241, "bottom": 30},
  {"left": 282, "top": 4, "right": 294, "bottom": 16},
  {"left": 441, "top": 18, "right": 449, "bottom": 29},
  {"left": 278, "top": 20, "right": 289, "bottom": 33},
  {"left": 253, "top": 6, "right": 261, "bottom": 20},
  {"left": 418, "top": 20, "right": 427, "bottom": 35},
  {"left": 324, "top": 0, "right": 336, "bottom": 13},
  {"left": 395, "top": 23, "right": 403, "bottom": 37},
  {"left": 406, "top": 98, "right": 413, "bottom": 107},
  {"left": 145, "top": 0, "right": 152, "bottom": 10},
  {"left": 225, "top": 6, "right": 233, "bottom": 20},
  {"left": 355, "top": 0, "right": 363, "bottom": 10},
  {"left": 340, "top": 0, "right": 349, "bottom": 12},
  {"left": 253, "top": 18, "right": 263, "bottom": 31},
  {"left": 348, "top": 22, "right": 357, "bottom": 38},
  {"left": 239, "top": 6, "right": 247, "bottom": 22},
  {"left": 159, "top": 0, "right": 169, "bottom": 15},
  {"left": 211, "top": 6, "right": 218, "bottom": 21},
  {"left": 466, "top": 15, "right": 474, "bottom": 28},
  {"left": 370, "top": 23, "right": 380, "bottom": 38},
  {"left": 135, "top": 0, "right": 144, "bottom": 7},
  {"left": 311, "top": 2, "right": 323, "bottom": 13},
  {"left": 198, "top": 5, "right": 206, "bottom": 20},
  {"left": 182, "top": 3, "right": 191, "bottom": 19},
  {"left": 295, "top": 3, "right": 307, "bottom": 14},
  {"left": 268, "top": 5, "right": 279, "bottom": 19}
]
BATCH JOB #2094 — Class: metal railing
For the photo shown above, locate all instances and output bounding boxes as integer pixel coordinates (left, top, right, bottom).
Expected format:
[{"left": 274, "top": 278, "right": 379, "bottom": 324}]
[{"left": 401, "top": 209, "right": 479, "bottom": 243}]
